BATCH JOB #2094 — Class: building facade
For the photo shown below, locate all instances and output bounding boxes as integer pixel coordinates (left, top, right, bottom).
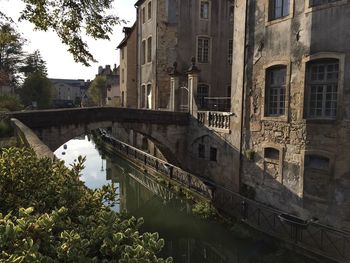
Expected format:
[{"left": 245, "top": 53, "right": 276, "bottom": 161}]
[
  {"left": 97, "top": 65, "right": 120, "bottom": 107},
  {"left": 231, "top": 0, "right": 350, "bottom": 229},
  {"left": 118, "top": 24, "right": 138, "bottom": 108},
  {"left": 50, "top": 78, "right": 89, "bottom": 107},
  {"left": 135, "top": 0, "right": 233, "bottom": 110}
]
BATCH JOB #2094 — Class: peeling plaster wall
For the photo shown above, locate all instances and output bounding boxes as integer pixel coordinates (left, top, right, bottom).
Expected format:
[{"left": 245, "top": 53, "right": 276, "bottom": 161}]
[{"left": 235, "top": 0, "right": 350, "bottom": 228}]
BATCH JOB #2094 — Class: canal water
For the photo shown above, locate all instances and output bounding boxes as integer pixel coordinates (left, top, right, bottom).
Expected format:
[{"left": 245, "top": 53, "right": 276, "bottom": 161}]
[{"left": 55, "top": 135, "right": 314, "bottom": 263}]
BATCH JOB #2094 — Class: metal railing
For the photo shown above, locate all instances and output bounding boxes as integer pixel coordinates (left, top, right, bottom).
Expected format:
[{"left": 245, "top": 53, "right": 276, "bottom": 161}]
[
  {"left": 95, "top": 129, "right": 350, "bottom": 263},
  {"left": 214, "top": 188, "right": 350, "bottom": 263},
  {"left": 197, "top": 111, "right": 231, "bottom": 131},
  {"left": 96, "top": 130, "right": 213, "bottom": 199}
]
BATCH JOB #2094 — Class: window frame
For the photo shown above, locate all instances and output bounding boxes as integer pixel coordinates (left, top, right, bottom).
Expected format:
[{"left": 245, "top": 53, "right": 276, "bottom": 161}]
[
  {"left": 301, "top": 149, "right": 335, "bottom": 199},
  {"left": 261, "top": 143, "right": 284, "bottom": 183},
  {"left": 228, "top": 39, "right": 233, "bottom": 65},
  {"left": 199, "top": 0, "right": 211, "bottom": 20},
  {"left": 210, "top": 146, "right": 217, "bottom": 162},
  {"left": 142, "top": 7, "right": 146, "bottom": 24},
  {"left": 304, "top": 0, "right": 347, "bottom": 13},
  {"left": 262, "top": 61, "right": 290, "bottom": 122},
  {"left": 265, "top": 0, "right": 294, "bottom": 26},
  {"left": 147, "top": 1, "right": 152, "bottom": 20},
  {"left": 301, "top": 52, "right": 345, "bottom": 122},
  {"left": 197, "top": 83, "right": 210, "bottom": 109},
  {"left": 197, "top": 36, "right": 211, "bottom": 64},
  {"left": 147, "top": 36, "right": 152, "bottom": 63},
  {"left": 141, "top": 39, "right": 146, "bottom": 65}
]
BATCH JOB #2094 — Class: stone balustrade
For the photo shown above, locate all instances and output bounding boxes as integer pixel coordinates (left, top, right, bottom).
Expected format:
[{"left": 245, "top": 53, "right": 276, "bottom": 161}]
[{"left": 197, "top": 111, "right": 231, "bottom": 132}]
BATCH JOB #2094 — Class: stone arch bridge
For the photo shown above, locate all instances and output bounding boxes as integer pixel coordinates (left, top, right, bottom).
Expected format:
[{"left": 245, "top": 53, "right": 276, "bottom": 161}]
[{"left": 9, "top": 107, "right": 190, "bottom": 167}]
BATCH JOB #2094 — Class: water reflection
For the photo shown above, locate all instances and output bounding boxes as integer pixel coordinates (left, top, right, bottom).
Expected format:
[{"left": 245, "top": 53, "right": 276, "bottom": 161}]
[{"left": 55, "top": 135, "right": 311, "bottom": 263}]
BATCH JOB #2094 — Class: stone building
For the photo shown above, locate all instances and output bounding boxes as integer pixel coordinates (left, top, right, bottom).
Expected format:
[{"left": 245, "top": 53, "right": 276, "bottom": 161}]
[
  {"left": 50, "top": 78, "right": 88, "bottom": 107},
  {"left": 134, "top": 0, "right": 233, "bottom": 110},
  {"left": 97, "top": 65, "right": 120, "bottom": 107},
  {"left": 117, "top": 24, "right": 138, "bottom": 108},
  {"left": 231, "top": 0, "right": 350, "bottom": 229}
]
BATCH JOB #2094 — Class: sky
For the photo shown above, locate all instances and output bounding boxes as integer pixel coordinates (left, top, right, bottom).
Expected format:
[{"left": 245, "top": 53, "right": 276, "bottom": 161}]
[{"left": 0, "top": 0, "right": 136, "bottom": 80}]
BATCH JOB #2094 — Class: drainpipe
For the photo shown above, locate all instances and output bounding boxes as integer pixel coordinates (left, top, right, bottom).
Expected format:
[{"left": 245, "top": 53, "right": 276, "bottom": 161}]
[{"left": 238, "top": 0, "right": 249, "bottom": 191}]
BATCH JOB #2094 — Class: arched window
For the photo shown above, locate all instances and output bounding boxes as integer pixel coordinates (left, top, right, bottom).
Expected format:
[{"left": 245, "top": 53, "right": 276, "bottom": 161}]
[
  {"left": 265, "top": 65, "right": 287, "bottom": 116},
  {"left": 306, "top": 58, "right": 339, "bottom": 119}
]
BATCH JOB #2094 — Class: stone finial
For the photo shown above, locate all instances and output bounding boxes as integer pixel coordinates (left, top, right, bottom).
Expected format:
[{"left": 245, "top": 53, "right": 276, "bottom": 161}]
[
  {"left": 187, "top": 56, "right": 200, "bottom": 74},
  {"left": 168, "top": 61, "right": 181, "bottom": 76}
]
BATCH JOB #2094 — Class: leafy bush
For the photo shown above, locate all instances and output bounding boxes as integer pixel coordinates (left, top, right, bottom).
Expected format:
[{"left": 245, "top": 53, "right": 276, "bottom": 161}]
[
  {"left": 0, "top": 147, "right": 172, "bottom": 262},
  {"left": 0, "top": 94, "right": 23, "bottom": 112},
  {"left": 192, "top": 201, "right": 217, "bottom": 219}
]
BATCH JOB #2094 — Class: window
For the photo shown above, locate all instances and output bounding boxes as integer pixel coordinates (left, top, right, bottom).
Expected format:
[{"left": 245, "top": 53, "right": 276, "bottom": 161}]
[
  {"left": 310, "top": 0, "right": 340, "bottom": 7},
  {"left": 198, "top": 144, "right": 205, "bottom": 158},
  {"left": 197, "top": 37, "right": 210, "bottom": 63},
  {"left": 148, "top": 1, "right": 152, "bottom": 20},
  {"left": 264, "top": 147, "right": 280, "bottom": 161},
  {"left": 121, "top": 69, "right": 125, "bottom": 83},
  {"left": 147, "top": 37, "right": 152, "bottom": 63},
  {"left": 141, "top": 40, "right": 146, "bottom": 65},
  {"left": 210, "top": 147, "right": 217, "bottom": 162},
  {"left": 228, "top": 40, "right": 233, "bottom": 65},
  {"left": 141, "top": 85, "right": 146, "bottom": 108},
  {"left": 305, "top": 155, "right": 330, "bottom": 171},
  {"left": 200, "top": 1, "right": 210, "bottom": 19},
  {"left": 265, "top": 66, "right": 286, "bottom": 116},
  {"left": 142, "top": 7, "right": 146, "bottom": 23},
  {"left": 269, "top": 0, "right": 290, "bottom": 20},
  {"left": 197, "top": 84, "right": 209, "bottom": 109},
  {"left": 306, "top": 59, "right": 338, "bottom": 119},
  {"left": 146, "top": 84, "right": 152, "bottom": 109}
]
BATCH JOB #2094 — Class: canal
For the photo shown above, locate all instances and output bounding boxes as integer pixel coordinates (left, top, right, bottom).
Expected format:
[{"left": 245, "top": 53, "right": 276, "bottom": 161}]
[{"left": 55, "top": 135, "right": 315, "bottom": 263}]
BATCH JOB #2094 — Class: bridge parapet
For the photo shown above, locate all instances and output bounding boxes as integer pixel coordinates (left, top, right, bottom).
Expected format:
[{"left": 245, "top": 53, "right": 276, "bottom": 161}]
[
  {"left": 8, "top": 107, "right": 190, "bottom": 129},
  {"left": 10, "top": 118, "right": 54, "bottom": 159}
]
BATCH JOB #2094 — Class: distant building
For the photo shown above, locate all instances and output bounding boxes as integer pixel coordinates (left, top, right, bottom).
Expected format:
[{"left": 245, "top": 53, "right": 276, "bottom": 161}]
[
  {"left": 97, "top": 65, "right": 120, "bottom": 107},
  {"left": 117, "top": 24, "right": 138, "bottom": 108},
  {"left": 134, "top": 0, "right": 233, "bottom": 110},
  {"left": 49, "top": 78, "right": 89, "bottom": 107}
]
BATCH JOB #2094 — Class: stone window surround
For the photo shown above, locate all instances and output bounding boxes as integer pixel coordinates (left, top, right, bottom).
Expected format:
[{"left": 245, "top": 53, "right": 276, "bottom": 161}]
[
  {"left": 304, "top": 0, "right": 348, "bottom": 13},
  {"left": 141, "top": 36, "right": 153, "bottom": 66},
  {"left": 265, "top": 0, "right": 294, "bottom": 26},
  {"left": 147, "top": 0, "right": 152, "bottom": 21},
  {"left": 196, "top": 35, "right": 212, "bottom": 64},
  {"left": 262, "top": 60, "right": 291, "bottom": 122},
  {"left": 300, "top": 52, "right": 345, "bottom": 122},
  {"left": 199, "top": 0, "right": 211, "bottom": 21},
  {"left": 261, "top": 142, "right": 285, "bottom": 184},
  {"left": 300, "top": 149, "right": 335, "bottom": 198}
]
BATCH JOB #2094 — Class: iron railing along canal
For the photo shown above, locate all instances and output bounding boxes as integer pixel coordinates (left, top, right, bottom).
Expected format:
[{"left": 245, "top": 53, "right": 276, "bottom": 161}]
[{"left": 96, "top": 129, "right": 350, "bottom": 263}]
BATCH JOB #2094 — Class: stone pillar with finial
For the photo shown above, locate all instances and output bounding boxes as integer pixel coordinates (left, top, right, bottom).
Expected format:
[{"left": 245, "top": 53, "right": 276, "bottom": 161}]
[
  {"left": 168, "top": 61, "right": 181, "bottom": 111},
  {"left": 187, "top": 57, "right": 200, "bottom": 117}
]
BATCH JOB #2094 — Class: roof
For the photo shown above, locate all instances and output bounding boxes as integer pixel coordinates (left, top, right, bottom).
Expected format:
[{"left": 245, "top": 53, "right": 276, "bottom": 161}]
[
  {"left": 134, "top": 0, "right": 146, "bottom": 7},
  {"left": 117, "top": 22, "right": 136, "bottom": 49}
]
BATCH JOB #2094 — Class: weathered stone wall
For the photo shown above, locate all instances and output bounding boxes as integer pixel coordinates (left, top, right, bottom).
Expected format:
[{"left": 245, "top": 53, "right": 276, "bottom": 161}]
[
  {"left": 120, "top": 26, "right": 138, "bottom": 108},
  {"left": 11, "top": 118, "right": 54, "bottom": 159},
  {"left": 233, "top": 0, "right": 350, "bottom": 229}
]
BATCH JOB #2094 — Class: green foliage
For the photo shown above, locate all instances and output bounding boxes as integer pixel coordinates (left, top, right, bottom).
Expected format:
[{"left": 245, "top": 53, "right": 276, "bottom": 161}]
[
  {"left": 18, "top": 0, "right": 122, "bottom": 66},
  {"left": 0, "top": 147, "right": 172, "bottom": 262},
  {"left": 0, "top": 23, "right": 26, "bottom": 86},
  {"left": 192, "top": 201, "right": 217, "bottom": 220},
  {"left": 20, "top": 50, "right": 47, "bottom": 77},
  {"left": 88, "top": 75, "right": 107, "bottom": 106},
  {"left": 0, "top": 93, "right": 23, "bottom": 111},
  {"left": 20, "top": 71, "right": 53, "bottom": 108}
]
